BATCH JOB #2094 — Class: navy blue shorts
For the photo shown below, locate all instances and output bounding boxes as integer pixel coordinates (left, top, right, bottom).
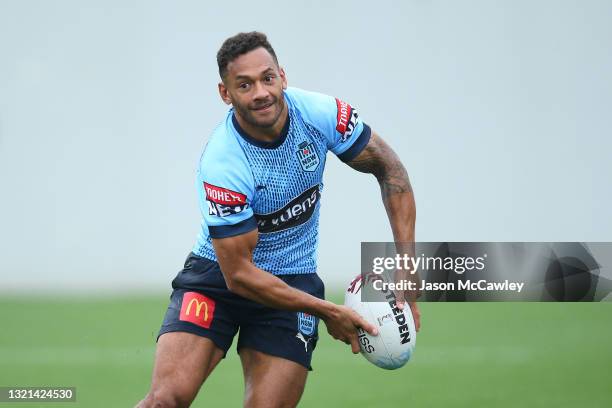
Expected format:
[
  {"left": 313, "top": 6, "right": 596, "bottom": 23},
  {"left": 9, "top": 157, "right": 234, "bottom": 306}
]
[{"left": 158, "top": 253, "right": 325, "bottom": 370}]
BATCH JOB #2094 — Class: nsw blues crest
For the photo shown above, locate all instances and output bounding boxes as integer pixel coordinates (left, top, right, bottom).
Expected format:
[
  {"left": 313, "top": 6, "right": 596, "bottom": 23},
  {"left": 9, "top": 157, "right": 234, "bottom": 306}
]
[
  {"left": 296, "top": 141, "right": 319, "bottom": 172},
  {"left": 297, "top": 312, "right": 316, "bottom": 335}
]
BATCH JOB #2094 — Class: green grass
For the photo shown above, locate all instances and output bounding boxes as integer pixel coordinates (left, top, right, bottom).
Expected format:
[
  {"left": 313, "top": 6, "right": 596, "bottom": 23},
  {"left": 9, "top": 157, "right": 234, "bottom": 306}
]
[{"left": 1, "top": 295, "right": 611, "bottom": 407}]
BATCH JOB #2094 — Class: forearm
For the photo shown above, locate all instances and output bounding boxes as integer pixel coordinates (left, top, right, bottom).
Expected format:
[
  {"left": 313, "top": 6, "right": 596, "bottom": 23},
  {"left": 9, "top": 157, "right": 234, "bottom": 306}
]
[
  {"left": 225, "top": 262, "right": 337, "bottom": 320},
  {"left": 348, "top": 131, "right": 417, "bottom": 300},
  {"left": 348, "top": 131, "right": 421, "bottom": 322},
  {"left": 383, "top": 180, "right": 420, "bottom": 307},
  {"left": 347, "top": 132, "right": 415, "bottom": 242},
  {"left": 369, "top": 138, "right": 416, "bottom": 243},
  {"left": 378, "top": 174, "right": 415, "bottom": 243}
]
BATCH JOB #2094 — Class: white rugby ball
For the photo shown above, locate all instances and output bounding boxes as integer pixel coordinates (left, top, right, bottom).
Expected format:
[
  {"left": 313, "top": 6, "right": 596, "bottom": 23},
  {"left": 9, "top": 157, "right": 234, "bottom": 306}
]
[{"left": 344, "top": 274, "right": 417, "bottom": 369}]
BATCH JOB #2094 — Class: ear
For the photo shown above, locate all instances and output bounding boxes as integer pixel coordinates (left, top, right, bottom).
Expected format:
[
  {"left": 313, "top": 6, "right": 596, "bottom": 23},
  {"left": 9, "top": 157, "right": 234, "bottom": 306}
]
[
  {"left": 218, "top": 82, "right": 232, "bottom": 105},
  {"left": 279, "top": 67, "right": 288, "bottom": 90}
]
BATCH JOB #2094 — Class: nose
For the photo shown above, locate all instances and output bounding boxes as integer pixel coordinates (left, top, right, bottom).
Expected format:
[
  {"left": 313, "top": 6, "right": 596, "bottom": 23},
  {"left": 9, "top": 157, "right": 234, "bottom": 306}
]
[{"left": 252, "top": 80, "right": 270, "bottom": 101}]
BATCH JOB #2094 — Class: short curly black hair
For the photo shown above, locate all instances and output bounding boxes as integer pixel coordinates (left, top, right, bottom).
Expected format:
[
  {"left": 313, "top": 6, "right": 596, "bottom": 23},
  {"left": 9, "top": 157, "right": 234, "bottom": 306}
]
[{"left": 217, "top": 31, "right": 279, "bottom": 80}]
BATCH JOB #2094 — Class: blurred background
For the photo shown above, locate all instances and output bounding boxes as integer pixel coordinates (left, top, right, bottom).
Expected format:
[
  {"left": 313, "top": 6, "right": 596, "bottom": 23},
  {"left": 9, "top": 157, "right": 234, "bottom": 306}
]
[{"left": 1, "top": 1, "right": 611, "bottom": 407}]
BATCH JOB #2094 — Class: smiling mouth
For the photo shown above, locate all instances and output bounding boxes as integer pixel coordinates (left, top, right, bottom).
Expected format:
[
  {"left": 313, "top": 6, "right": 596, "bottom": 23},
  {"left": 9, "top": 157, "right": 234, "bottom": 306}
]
[{"left": 252, "top": 102, "right": 274, "bottom": 111}]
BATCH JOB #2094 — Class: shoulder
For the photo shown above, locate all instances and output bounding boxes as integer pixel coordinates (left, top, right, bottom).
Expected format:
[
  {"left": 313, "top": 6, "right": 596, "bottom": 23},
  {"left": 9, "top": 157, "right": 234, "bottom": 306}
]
[
  {"left": 285, "top": 86, "right": 366, "bottom": 157},
  {"left": 285, "top": 87, "right": 337, "bottom": 127},
  {"left": 199, "top": 113, "right": 253, "bottom": 183},
  {"left": 201, "top": 114, "right": 243, "bottom": 165},
  {"left": 285, "top": 86, "right": 334, "bottom": 105}
]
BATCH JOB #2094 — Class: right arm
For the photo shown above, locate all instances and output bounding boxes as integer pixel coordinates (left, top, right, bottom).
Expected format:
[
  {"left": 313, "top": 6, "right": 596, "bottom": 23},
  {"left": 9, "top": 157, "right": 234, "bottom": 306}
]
[{"left": 212, "top": 229, "right": 378, "bottom": 353}]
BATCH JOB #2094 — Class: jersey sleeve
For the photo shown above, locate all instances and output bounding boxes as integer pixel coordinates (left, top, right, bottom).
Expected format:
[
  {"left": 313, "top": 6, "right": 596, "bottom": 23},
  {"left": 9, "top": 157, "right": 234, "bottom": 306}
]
[
  {"left": 196, "top": 142, "right": 257, "bottom": 239},
  {"left": 286, "top": 87, "right": 372, "bottom": 162}
]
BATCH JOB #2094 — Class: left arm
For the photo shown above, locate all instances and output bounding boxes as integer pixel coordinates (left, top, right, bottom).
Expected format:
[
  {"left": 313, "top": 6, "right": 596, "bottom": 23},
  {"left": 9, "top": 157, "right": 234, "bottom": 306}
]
[
  {"left": 346, "top": 131, "right": 415, "bottom": 242},
  {"left": 345, "top": 130, "right": 421, "bottom": 331}
]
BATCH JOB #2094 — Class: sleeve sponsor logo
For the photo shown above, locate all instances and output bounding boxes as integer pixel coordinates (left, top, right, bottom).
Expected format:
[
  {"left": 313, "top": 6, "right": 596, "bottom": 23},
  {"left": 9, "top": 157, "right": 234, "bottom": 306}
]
[
  {"left": 204, "top": 182, "right": 246, "bottom": 205},
  {"left": 255, "top": 185, "right": 320, "bottom": 233},
  {"left": 179, "top": 291, "right": 216, "bottom": 329},
  {"left": 204, "top": 182, "right": 249, "bottom": 217},
  {"left": 335, "top": 98, "right": 359, "bottom": 142}
]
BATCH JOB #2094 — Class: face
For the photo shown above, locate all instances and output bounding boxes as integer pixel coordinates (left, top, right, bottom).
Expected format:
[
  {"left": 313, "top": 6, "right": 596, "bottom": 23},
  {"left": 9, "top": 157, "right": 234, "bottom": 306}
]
[{"left": 218, "top": 47, "right": 288, "bottom": 129}]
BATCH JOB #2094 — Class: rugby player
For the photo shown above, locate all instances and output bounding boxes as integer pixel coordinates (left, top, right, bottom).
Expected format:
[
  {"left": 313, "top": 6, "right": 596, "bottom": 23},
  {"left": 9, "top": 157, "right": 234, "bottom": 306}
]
[{"left": 137, "top": 31, "right": 419, "bottom": 408}]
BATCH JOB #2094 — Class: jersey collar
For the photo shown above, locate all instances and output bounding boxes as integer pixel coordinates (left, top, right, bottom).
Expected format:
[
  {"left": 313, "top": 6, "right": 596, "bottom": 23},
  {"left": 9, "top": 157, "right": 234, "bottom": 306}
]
[{"left": 231, "top": 108, "right": 290, "bottom": 149}]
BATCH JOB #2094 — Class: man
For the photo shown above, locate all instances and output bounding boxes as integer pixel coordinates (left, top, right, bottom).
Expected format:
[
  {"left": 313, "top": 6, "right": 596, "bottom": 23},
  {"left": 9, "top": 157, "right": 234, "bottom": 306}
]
[{"left": 138, "top": 31, "right": 419, "bottom": 408}]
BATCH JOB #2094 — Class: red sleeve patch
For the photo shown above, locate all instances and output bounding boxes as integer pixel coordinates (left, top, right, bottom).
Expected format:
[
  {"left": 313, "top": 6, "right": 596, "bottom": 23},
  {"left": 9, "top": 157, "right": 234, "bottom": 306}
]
[
  {"left": 335, "top": 98, "right": 353, "bottom": 134},
  {"left": 335, "top": 98, "right": 359, "bottom": 142},
  {"left": 204, "top": 182, "right": 247, "bottom": 205}
]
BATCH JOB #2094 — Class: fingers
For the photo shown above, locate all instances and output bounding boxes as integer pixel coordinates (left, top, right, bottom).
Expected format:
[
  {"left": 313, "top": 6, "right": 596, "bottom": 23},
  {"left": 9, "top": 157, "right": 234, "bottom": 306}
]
[
  {"left": 365, "top": 321, "right": 378, "bottom": 336},
  {"left": 394, "top": 287, "right": 406, "bottom": 310},
  {"left": 351, "top": 311, "right": 378, "bottom": 336},
  {"left": 325, "top": 305, "right": 383, "bottom": 353},
  {"left": 409, "top": 302, "right": 421, "bottom": 332},
  {"left": 350, "top": 336, "right": 360, "bottom": 354},
  {"left": 329, "top": 329, "right": 360, "bottom": 353}
]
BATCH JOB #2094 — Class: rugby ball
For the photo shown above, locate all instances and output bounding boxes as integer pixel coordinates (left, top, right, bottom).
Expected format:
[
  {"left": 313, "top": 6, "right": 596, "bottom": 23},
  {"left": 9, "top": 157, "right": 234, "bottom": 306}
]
[{"left": 344, "top": 274, "right": 416, "bottom": 369}]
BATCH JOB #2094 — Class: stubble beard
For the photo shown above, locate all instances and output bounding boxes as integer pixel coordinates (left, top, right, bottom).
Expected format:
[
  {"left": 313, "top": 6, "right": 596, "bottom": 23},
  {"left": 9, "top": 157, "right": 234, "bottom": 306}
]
[{"left": 236, "top": 94, "right": 286, "bottom": 130}]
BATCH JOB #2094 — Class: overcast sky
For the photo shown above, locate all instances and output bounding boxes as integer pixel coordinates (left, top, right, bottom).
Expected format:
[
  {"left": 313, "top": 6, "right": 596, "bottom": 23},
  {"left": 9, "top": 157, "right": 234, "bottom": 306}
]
[{"left": 1, "top": 0, "right": 610, "bottom": 293}]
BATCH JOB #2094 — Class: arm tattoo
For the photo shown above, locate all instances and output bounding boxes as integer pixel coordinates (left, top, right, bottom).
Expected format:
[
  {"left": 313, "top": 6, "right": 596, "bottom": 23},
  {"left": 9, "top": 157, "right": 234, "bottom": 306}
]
[
  {"left": 348, "top": 131, "right": 417, "bottom": 293},
  {"left": 347, "top": 133, "right": 413, "bottom": 196}
]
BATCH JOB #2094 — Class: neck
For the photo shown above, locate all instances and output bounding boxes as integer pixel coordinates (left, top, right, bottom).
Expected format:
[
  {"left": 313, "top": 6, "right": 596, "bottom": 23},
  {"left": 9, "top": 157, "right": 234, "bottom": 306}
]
[{"left": 235, "top": 100, "right": 288, "bottom": 143}]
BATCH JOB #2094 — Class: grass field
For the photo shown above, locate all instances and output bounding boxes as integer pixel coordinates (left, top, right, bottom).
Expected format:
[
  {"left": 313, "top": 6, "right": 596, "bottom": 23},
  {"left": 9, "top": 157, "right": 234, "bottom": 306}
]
[{"left": 1, "top": 294, "right": 611, "bottom": 407}]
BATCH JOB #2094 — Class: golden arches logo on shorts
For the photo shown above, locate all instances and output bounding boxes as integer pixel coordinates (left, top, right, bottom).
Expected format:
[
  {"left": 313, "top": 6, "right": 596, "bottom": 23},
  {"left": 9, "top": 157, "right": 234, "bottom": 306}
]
[
  {"left": 179, "top": 292, "right": 216, "bottom": 329},
  {"left": 187, "top": 298, "right": 208, "bottom": 320}
]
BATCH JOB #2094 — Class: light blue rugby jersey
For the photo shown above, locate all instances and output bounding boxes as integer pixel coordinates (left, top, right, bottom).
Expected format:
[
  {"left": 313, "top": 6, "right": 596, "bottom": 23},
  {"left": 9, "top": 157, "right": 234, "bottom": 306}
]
[{"left": 192, "top": 87, "right": 371, "bottom": 275}]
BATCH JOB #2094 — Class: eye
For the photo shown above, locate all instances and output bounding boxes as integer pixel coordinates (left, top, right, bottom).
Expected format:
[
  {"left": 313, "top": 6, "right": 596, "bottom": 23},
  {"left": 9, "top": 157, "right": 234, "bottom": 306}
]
[
  {"left": 264, "top": 75, "right": 275, "bottom": 83},
  {"left": 239, "top": 82, "right": 250, "bottom": 90}
]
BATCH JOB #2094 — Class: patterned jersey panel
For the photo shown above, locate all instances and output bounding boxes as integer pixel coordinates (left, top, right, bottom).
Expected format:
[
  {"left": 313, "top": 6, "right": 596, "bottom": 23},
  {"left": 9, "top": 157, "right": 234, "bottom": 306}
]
[
  {"left": 193, "top": 87, "right": 371, "bottom": 275},
  {"left": 235, "top": 99, "right": 328, "bottom": 274}
]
